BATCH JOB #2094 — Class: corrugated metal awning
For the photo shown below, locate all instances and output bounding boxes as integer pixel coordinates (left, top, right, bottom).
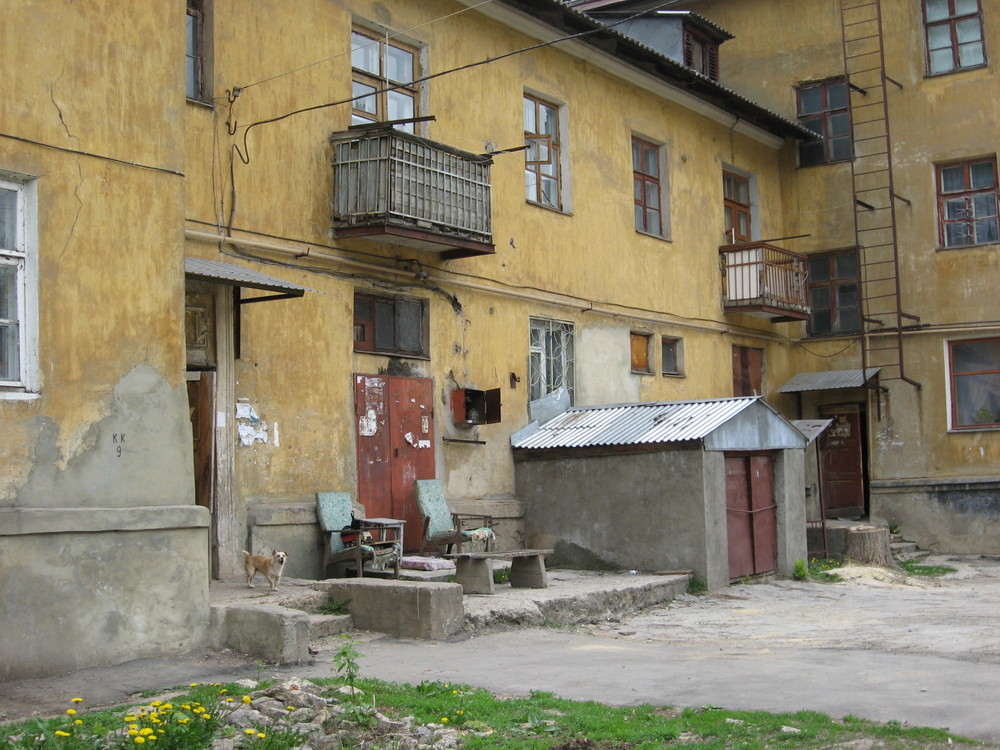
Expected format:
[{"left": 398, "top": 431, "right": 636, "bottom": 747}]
[
  {"left": 777, "top": 368, "right": 880, "bottom": 393},
  {"left": 512, "top": 396, "right": 761, "bottom": 449},
  {"left": 184, "top": 257, "right": 314, "bottom": 300}
]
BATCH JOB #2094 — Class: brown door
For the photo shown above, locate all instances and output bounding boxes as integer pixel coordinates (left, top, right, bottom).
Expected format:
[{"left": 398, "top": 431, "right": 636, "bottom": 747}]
[
  {"left": 726, "top": 454, "right": 777, "bottom": 580},
  {"left": 818, "top": 405, "right": 865, "bottom": 517},
  {"left": 732, "top": 346, "right": 763, "bottom": 396},
  {"left": 186, "top": 372, "right": 215, "bottom": 509},
  {"left": 355, "top": 374, "right": 436, "bottom": 550}
]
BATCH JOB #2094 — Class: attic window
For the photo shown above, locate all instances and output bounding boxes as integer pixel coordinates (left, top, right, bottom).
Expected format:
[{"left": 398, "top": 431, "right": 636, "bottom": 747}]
[{"left": 684, "top": 26, "right": 719, "bottom": 81}]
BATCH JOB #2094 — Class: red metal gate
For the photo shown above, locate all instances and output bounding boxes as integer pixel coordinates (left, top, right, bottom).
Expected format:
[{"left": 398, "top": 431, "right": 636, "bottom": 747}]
[
  {"left": 725, "top": 454, "right": 777, "bottom": 580},
  {"left": 354, "top": 374, "right": 436, "bottom": 551}
]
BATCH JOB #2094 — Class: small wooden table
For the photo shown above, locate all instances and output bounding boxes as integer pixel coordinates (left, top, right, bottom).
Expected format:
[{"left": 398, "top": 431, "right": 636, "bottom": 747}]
[
  {"left": 443, "top": 549, "right": 553, "bottom": 594},
  {"left": 360, "top": 517, "right": 405, "bottom": 578}
]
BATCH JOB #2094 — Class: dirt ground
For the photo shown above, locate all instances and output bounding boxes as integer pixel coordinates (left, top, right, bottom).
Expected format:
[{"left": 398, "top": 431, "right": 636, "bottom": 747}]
[{"left": 579, "top": 554, "right": 1000, "bottom": 662}]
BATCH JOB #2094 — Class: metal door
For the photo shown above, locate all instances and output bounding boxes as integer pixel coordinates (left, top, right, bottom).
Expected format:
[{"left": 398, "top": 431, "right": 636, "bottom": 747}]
[
  {"left": 818, "top": 405, "right": 865, "bottom": 517},
  {"left": 726, "top": 454, "right": 777, "bottom": 580},
  {"left": 355, "top": 374, "right": 436, "bottom": 550}
]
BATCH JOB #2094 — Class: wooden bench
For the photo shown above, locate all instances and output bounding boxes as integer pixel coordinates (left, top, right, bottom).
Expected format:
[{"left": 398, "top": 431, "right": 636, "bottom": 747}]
[{"left": 443, "top": 549, "right": 553, "bottom": 594}]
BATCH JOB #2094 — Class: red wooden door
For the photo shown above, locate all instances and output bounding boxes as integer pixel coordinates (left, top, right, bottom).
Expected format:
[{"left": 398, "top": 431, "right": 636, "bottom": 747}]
[
  {"left": 725, "top": 454, "right": 777, "bottom": 580},
  {"left": 355, "top": 374, "right": 436, "bottom": 550},
  {"left": 818, "top": 405, "right": 865, "bottom": 517}
]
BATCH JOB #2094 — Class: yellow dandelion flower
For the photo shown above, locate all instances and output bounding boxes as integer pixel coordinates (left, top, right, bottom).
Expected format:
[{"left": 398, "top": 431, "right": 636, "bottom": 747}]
[
  {"left": 134, "top": 737, "right": 145, "bottom": 745},
  {"left": 55, "top": 730, "right": 71, "bottom": 737},
  {"left": 74, "top": 719, "right": 83, "bottom": 725},
  {"left": 245, "top": 729, "right": 256, "bottom": 736},
  {"left": 256, "top": 733, "right": 266, "bottom": 739},
  {"left": 287, "top": 705, "right": 296, "bottom": 711},
  {"left": 189, "top": 683, "right": 198, "bottom": 688},
  {"left": 129, "top": 729, "right": 139, "bottom": 736},
  {"left": 66, "top": 708, "right": 77, "bottom": 715},
  {"left": 161, "top": 704, "right": 172, "bottom": 710},
  {"left": 452, "top": 690, "right": 458, "bottom": 694},
  {"left": 182, "top": 704, "right": 191, "bottom": 710},
  {"left": 150, "top": 701, "right": 162, "bottom": 708},
  {"left": 201, "top": 713, "right": 211, "bottom": 720},
  {"left": 139, "top": 727, "right": 154, "bottom": 736},
  {"left": 72, "top": 697, "right": 84, "bottom": 703},
  {"left": 225, "top": 698, "right": 234, "bottom": 703},
  {"left": 125, "top": 716, "right": 136, "bottom": 722},
  {"left": 242, "top": 696, "right": 252, "bottom": 704},
  {"left": 219, "top": 688, "right": 227, "bottom": 693},
  {"left": 457, "top": 710, "right": 464, "bottom": 715},
  {"left": 441, "top": 717, "right": 449, "bottom": 723}
]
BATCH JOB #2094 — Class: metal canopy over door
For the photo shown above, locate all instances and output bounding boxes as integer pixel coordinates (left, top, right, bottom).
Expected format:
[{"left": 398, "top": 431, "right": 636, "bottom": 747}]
[
  {"left": 725, "top": 454, "right": 777, "bottom": 580},
  {"left": 818, "top": 404, "right": 866, "bottom": 517},
  {"left": 354, "top": 374, "right": 436, "bottom": 550}
]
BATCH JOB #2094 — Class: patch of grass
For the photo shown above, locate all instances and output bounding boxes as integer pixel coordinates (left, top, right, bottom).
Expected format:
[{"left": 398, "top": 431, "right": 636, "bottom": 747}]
[
  {"left": 898, "top": 559, "right": 958, "bottom": 577},
  {"left": 793, "top": 558, "right": 808, "bottom": 580},
  {"left": 317, "top": 594, "right": 351, "bottom": 615},
  {"left": 493, "top": 566, "right": 511, "bottom": 585},
  {"left": 808, "top": 557, "right": 844, "bottom": 583},
  {"left": 687, "top": 574, "right": 707, "bottom": 594}
]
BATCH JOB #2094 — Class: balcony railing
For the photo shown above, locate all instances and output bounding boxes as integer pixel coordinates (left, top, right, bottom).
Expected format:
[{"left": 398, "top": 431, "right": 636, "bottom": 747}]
[
  {"left": 331, "top": 126, "right": 493, "bottom": 259},
  {"left": 720, "top": 242, "right": 809, "bottom": 321}
]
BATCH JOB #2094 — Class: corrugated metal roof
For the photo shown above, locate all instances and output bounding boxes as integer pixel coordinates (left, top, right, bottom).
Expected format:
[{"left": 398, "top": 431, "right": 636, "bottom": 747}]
[
  {"left": 184, "top": 257, "right": 313, "bottom": 295},
  {"left": 512, "top": 396, "right": 761, "bottom": 449},
  {"left": 777, "top": 368, "right": 880, "bottom": 393}
]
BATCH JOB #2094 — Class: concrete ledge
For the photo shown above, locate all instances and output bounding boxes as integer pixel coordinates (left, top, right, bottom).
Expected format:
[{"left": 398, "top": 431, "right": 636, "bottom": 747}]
[
  {"left": 314, "top": 579, "right": 464, "bottom": 639},
  {"left": 0, "top": 506, "right": 210, "bottom": 536},
  {"left": 212, "top": 603, "right": 311, "bottom": 664},
  {"left": 309, "top": 614, "right": 353, "bottom": 639}
]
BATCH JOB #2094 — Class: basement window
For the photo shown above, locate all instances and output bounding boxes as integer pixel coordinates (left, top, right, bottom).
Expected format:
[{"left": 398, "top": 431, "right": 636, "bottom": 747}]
[{"left": 354, "top": 292, "right": 428, "bottom": 357}]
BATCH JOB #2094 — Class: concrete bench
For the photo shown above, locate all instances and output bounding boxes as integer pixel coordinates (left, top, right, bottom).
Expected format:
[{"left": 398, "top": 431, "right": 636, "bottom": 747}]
[{"left": 443, "top": 549, "right": 553, "bottom": 594}]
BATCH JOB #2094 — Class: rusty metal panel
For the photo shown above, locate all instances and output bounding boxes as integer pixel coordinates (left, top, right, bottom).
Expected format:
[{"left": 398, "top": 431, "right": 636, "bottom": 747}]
[
  {"left": 726, "top": 455, "right": 777, "bottom": 579},
  {"left": 750, "top": 455, "right": 777, "bottom": 574},
  {"left": 388, "top": 377, "right": 436, "bottom": 551},
  {"left": 355, "top": 374, "right": 392, "bottom": 521},
  {"left": 726, "top": 456, "right": 755, "bottom": 579}
]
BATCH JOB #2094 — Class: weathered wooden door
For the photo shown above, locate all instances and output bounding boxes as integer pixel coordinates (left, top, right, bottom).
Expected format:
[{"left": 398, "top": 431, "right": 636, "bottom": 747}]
[
  {"left": 725, "top": 454, "right": 777, "bottom": 580},
  {"left": 818, "top": 405, "right": 865, "bottom": 517},
  {"left": 186, "top": 371, "right": 215, "bottom": 510},
  {"left": 354, "top": 374, "right": 436, "bottom": 550}
]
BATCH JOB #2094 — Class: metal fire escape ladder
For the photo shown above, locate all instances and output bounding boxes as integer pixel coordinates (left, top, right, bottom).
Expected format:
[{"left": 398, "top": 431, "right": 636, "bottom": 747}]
[{"left": 840, "top": 0, "right": 921, "bottom": 388}]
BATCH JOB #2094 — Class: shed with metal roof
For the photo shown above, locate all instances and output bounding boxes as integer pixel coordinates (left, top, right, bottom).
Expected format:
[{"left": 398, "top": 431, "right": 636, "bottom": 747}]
[{"left": 512, "top": 397, "right": 808, "bottom": 590}]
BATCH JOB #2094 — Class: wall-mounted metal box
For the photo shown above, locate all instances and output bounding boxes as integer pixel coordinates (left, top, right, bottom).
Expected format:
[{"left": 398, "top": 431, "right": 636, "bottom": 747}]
[{"left": 451, "top": 388, "right": 501, "bottom": 426}]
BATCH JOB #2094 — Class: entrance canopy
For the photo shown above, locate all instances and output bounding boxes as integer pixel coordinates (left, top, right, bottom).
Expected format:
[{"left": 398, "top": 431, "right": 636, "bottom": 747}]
[
  {"left": 184, "top": 257, "right": 315, "bottom": 302},
  {"left": 777, "top": 368, "right": 879, "bottom": 393}
]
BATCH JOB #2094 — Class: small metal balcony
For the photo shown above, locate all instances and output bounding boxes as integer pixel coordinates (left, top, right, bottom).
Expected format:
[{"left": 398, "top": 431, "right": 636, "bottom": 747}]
[
  {"left": 331, "top": 126, "right": 494, "bottom": 260},
  {"left": 720, "top": 242, "right": 809, "bottom": 322}
]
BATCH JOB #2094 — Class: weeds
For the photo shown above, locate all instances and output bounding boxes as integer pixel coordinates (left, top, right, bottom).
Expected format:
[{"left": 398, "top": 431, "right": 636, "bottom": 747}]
[
  {"left": 808, "top": 557, "right": 844, "bottom": 582},
  {"left": 793, "top": 558, "right": 809, "bottom": 580},
  {"left": 687, "top": 574, "right": 707, "bottom": 594},
  {"left": 899, "top": 559, "right": 958, "bottom": 577},
  {"left": 318, "top": 595, "right": 351, "bottom": 615}
]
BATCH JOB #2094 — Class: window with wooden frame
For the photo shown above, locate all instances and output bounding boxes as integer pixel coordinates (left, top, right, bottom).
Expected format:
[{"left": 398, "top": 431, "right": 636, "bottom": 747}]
[
  {"left": 185, "top": 0, "right": 211, "bottom": 102},
  {"left": 0, "top": 175, "right": 38, "bottom": 396},
  {"left": 732, "top": 345, "right": 763, "bottom": 397},
  {"left": 353, "top": 292, "right": 428, "bottom": 357},
  {"left": 524, "top": 94, "right": 562, "bottom": 210},
  {"left": 924, "top": 0, "right": 986, "bottom": 75},
  {"left": 632, "top": 136, "right": 664, "bottom": 236},
  {"left": 351, "top": 29, "right": 420, "bottom": 133},
  {"left": 683, "top": 26, "right": 719, "bottom": 81},
  {"left": 630, "top": 332, "right": 653, "bottom": 374},
  {"left": 723, "top": 171, "right": 751, "bottom": 243},
  {"left": 797, "top": 79, "right": 852, "bottom": 166},
  {"left": 807, "top": 251, "right": 861, "bottom": 336},
  {"left": 948, "top": 337, "right": 1000, "bottom": 430},
  {"left": 937, "top": 157, "right": 999, "bottom": 248},
  {"left": 662, "top": 337, "right": 683, "bottom": 376}
]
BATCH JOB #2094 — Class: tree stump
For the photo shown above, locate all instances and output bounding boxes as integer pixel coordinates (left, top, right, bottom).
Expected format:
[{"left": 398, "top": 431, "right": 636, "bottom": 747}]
[{"left": 843, "top": 525, "right": 898, "bottom": 569}]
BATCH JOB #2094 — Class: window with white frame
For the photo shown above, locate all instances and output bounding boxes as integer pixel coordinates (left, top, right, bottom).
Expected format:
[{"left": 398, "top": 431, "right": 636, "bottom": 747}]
[
  {"left": 1, "top": 176, "right": 37, "bottom": 395},
  {"left": 937, "top": 157, "right": 999, "bottom": 247},
  {"left": 948, "top": 337, "right": 1000, "bottom": 429},
  {"left": 529, "top": 318, "right": 574, "bottom": 403}
]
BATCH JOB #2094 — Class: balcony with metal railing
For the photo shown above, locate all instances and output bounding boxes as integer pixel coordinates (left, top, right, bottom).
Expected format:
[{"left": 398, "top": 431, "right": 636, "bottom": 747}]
[
  {"left": 330, "top": 126, "right": 494, "bottom": 260},
  {"left": 720, "top": 241, "right": 809, "bottom": 322}
]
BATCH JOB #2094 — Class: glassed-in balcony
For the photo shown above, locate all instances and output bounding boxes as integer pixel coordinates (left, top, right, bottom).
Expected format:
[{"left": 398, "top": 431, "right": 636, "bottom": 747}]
[
  {"left": 331, "top": 126, "right": 493, "bottom": 260},
  {"left": 720, "top": 241, "right": 809, "bottom": 322}
]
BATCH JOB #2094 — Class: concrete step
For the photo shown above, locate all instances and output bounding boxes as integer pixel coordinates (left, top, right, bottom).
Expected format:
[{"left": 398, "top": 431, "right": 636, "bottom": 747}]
[{"left": 308, "top": 613, "right": 352, "bottom": 639}]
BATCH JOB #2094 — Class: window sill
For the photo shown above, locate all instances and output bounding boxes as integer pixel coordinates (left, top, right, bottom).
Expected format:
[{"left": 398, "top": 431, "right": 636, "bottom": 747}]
[
  {"left": 631, "top": 369, "right": 654, "bottom": 376},
  {"left": 526, "top": 200, "right": 571, "bottom": 216},
  {"left": 936, "top": 241, "right": 999, "bottom": 252},
  {"left": 949, "top": 425, "right": 1000, "bottom": 433},
  {"left": 662, "top": 372, "right": 685, "bottom": 378},
  {"left": 186, "top": 97, "right": 215, "bottom": 110},
  {"left": 635, "top": 229, "right": 672, "bottom": 243},
  {"left": 924, "top": 63, "right": 988, "bottom": 79},
  {"left": 797, "top": 158, "right": 852, "bottom": 169},
  {"left": 0, "top": 390, "right": 41, "bottom": 401}
]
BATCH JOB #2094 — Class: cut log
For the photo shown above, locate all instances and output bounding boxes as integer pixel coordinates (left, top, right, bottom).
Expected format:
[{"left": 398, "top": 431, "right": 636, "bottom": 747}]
[{"left": 843, "top": 525, "right": 898, "bottom": 569}]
